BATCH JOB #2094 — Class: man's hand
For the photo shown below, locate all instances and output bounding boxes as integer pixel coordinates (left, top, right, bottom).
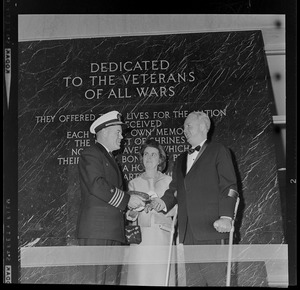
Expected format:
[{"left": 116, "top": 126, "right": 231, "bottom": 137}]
[
  {"left": 126, "top": 210, "right": 139, "bottom": 221},
  {"left": 144, "top": 204, "right": 152, "bottom": 213},
  {"left": 149, "top": 197, "right": 166, "bottom": 212},
  {"left": 128, "top": 194, "right": 146, "bottom": 210},
  {"left": 213, "top": 218, "right": 232, "bottom": 233}
]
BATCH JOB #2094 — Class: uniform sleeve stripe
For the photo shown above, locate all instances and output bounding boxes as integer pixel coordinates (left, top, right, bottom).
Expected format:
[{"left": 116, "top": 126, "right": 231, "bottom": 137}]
[
  {"left": 109, "top": 188, "right": 124, "bottom": 207},
  {"left": 109, "top": 188, "right": 119, "bottom": 205},
  {"left": 114, "top": 191, "right": 124, "bottom": 208}
]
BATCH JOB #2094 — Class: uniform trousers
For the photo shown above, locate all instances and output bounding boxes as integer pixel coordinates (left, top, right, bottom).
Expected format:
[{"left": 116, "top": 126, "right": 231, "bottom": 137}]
[
  {"left": 78, "top": 238, "right": 123, "bottom": 285},
  {"left": 183, "top": 221, "right": 228, "bottom": 287}
]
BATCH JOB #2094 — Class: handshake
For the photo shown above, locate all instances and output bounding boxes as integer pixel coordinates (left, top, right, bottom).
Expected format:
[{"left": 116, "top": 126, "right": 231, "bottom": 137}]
[{"left": 127, "top": 190, "right": 166, "bottom": 212}]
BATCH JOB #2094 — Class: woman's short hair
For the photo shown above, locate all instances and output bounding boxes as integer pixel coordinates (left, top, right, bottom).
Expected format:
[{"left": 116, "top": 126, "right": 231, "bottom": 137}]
[{"left": 139, "top": 138, "right": 167, "bottom": 172}]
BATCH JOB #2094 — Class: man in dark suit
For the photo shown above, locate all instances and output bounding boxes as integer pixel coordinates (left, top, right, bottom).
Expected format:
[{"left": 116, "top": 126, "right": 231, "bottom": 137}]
[
  {"left": 76, "top": 110, "right": 145, "bottom": 285},
  {"left": 151, "top": 111, "right": 239, "bottom": 286}
]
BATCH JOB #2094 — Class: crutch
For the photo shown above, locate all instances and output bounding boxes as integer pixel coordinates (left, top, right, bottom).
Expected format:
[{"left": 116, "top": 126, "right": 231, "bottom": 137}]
[
  {"left": 226, "top": 197, "right": 240, "bottom": 286},
  {"left": 165, "top": 205, "right": 178, "bottom": 286}
]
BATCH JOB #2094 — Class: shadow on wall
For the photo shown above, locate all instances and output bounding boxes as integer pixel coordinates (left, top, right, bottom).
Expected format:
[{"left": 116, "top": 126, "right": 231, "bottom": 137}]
[{"left": 230, "top": 149, "right": 244, "bottom": 244}]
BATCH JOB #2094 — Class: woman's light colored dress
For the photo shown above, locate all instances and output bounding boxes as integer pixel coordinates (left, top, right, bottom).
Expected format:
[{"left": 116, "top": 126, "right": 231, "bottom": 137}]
[{"left": 125, "top": 171, "right": 176, "bottom": 286}]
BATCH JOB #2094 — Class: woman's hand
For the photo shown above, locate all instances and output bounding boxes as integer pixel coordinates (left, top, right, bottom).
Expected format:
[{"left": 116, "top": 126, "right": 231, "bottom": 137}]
[{"left": 149, "top": 197, "right": 166, "bottom": 212}]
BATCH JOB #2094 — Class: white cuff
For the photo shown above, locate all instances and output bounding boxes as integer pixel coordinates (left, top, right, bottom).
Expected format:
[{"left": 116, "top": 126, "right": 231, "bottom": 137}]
[
  {"left": 163, "top": 202, "right": 167, "bottom": 212},
  {"left": 220, "top": 216, "right": 232, "bottom": 220}
]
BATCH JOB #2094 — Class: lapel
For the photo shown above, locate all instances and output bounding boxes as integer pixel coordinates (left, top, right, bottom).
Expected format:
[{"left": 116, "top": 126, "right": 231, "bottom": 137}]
[
  {"left": 181, "top": 152, "right": 188, "bottom": 178},
  {"left": 184, "top": 140, "right": 209, "bottom": 176},
  {"left": 193, "top": 140, "right": 209, "bottom": 165},
  {"left": 95, "top": 142, "right": 121, "bottom": 179}
]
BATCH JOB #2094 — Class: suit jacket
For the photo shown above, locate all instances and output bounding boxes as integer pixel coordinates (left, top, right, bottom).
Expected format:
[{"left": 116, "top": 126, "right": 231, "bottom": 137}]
[
  {"left": 161, "top": 140, "right": 238, "bottom": 242},
  {"left": 76, "top": 142, "right": 130, "bottom": 243}
]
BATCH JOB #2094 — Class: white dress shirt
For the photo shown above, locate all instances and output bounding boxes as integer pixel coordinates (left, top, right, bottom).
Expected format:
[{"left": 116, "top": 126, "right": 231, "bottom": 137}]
[{"left": 186, "top": 139, "right": 207, "bottom": 173}]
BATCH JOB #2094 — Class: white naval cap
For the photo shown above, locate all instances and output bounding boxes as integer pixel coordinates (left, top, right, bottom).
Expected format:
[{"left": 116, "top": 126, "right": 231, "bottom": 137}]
[{"left": 90, "top": 110, "right": 126, "bottom": 134}]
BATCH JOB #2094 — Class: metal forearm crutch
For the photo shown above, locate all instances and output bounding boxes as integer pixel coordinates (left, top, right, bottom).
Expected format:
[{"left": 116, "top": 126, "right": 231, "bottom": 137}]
[
  {"left": 164, "top": 205, "right": 178, "bottom": 286},
  {"left": 226, "top": 197, "right": 240, "bottom": 287}
]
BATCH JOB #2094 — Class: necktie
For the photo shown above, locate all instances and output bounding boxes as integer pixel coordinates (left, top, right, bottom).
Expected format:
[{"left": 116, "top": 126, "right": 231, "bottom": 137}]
[{"left": 187, "top": 145, "right": 201, "bottom": 155}]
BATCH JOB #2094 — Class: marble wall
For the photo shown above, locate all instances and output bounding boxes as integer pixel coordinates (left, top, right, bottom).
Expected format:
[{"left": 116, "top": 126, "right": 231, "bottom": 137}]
[{"left": 18, "top": 30, "right": 284, "bottom": 284}]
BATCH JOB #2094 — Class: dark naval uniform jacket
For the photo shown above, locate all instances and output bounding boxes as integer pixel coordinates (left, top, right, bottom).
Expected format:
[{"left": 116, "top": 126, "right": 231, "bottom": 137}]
[
  {"left": 161, "top": 140, "right": 238, "bottom": 243},
  {"left": 76, "top": 142, "right": 130, "bottom": 243}
]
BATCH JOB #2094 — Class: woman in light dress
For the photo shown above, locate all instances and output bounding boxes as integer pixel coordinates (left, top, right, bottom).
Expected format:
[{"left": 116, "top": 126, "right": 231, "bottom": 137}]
[{"left": 125, "top": 138, "right": 177, "bottom": 286}]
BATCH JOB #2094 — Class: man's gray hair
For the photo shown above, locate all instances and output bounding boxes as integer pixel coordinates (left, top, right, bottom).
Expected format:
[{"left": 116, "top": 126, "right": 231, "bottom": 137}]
[{"left": 190, "top": 111, "right": 211, "bottom": 131}]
